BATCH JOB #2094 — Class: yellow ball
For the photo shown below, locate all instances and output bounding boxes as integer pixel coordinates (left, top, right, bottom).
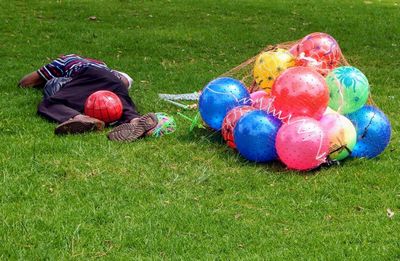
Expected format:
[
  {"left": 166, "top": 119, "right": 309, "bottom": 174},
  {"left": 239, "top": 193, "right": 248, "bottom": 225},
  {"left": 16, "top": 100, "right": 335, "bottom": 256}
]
[{"left": 253, "top": 48, "right": 295, "bottom": 93}]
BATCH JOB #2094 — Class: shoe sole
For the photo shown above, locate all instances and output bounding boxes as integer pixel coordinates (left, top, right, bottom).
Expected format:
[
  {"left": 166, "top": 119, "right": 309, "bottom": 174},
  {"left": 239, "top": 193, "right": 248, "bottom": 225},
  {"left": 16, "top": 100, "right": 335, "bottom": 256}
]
[
  {"left": 55, "top": 120, "right": 104, "bottom": 135},
  {"left": 107, "top": 123, "right": 145, "bottom": 142},
  {"left": 108, "top": 113, "right": 158, "bottom": 142},
  {"left": 138, "top": 113, "right": 158, "bottom": 132}
]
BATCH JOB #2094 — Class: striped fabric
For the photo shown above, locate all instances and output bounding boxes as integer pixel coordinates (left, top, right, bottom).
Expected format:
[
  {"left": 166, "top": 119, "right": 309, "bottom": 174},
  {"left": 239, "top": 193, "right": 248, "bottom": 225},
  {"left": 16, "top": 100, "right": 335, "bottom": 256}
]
[{"left": 37, "top": 54, "right": 109, "bottom": 81}]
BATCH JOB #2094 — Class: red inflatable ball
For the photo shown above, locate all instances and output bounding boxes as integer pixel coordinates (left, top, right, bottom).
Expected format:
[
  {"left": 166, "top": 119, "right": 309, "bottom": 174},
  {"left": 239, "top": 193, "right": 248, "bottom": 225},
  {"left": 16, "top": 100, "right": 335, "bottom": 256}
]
[
  {"left": 271, "top": 66, "right": 329, "bottom": 122},
  {"left": 84, "top": 90, "right": 123, "bottom": 123},
  {"left": 296, "top": 32, "right": 342, "bottom": 73},
  {"left": 221, "top": 105, "right": 256, "bottom": 148}
]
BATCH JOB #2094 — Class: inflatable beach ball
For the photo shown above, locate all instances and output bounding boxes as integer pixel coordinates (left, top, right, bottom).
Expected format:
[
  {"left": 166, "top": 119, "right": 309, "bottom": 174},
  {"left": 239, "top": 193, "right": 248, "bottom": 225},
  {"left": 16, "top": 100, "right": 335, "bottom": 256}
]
[
  {"left": 326, "top": 66, "right": 370, "bottom": 114},
  {"left": 199, "top": 77, "right": 250, "bottom": 130},
  {"left": 253, "top": 48, "right": 295, "bottom": 93}
]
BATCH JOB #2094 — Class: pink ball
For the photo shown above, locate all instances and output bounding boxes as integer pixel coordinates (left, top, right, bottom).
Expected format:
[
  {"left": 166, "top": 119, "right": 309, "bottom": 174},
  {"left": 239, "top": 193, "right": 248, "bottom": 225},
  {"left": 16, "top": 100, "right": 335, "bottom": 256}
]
[
  {"left": 275, "top": 116, "right": 329, "bottom": 171},
  {"left": 250, "top": 90, "right": 274, "bottom": 111},
  {"left": 319, "top": 113, "right": 357, "bottom": 161},
  {"left": 289, "top": 43, "right": 299, "bottom": 57}
]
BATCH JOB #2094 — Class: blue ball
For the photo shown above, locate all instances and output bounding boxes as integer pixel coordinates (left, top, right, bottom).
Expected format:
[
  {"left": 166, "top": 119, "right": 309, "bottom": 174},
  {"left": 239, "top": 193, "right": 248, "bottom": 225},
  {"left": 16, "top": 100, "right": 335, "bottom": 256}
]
[
  {"left": 199, "top": 77, "right": 250, "bottom": 130},
  {"left": 345, "top": 105, "right": 391, "bottom": 158},
  {"left": 234, "top": 110, "right": 282, "bottom": 162}
]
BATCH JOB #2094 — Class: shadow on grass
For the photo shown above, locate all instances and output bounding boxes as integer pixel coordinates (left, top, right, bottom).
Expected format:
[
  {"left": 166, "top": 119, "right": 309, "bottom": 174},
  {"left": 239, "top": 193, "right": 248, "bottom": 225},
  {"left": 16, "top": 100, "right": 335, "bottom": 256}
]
[
  {"left": 177, "top": 125, "right": 225, "bottom": 145},
  {"left": 176, "top": 126, "right": 299, "bottom": 175},
  {"left": 176, "top": 125, "right": 359, "bottom": 177}
]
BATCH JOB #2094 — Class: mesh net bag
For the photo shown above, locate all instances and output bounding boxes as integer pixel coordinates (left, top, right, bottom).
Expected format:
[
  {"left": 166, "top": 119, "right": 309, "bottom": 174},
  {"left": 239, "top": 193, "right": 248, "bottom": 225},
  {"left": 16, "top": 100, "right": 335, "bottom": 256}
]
[{"left": 199, "top": 34, "right": 391, "bottom": 165}]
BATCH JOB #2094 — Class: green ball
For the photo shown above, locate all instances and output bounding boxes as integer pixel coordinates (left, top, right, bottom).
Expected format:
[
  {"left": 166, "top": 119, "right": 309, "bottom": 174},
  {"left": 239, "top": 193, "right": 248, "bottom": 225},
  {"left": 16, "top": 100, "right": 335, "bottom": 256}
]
[
  {"left": 147, "top": 112, "right": 176, "bottom": 138},
  {"left": 326, "top": 66, "right": 369, "bottom": 114}
]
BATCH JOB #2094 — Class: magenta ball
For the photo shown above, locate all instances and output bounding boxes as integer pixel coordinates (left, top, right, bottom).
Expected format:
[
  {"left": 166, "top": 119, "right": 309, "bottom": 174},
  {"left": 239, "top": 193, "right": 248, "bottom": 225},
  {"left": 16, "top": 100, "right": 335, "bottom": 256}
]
[
  {"left": 250, "top": 90, "right": 273, "bottom": 111},
  {"left": 276, "top": 116, "right": 329, "bottom": 171}
]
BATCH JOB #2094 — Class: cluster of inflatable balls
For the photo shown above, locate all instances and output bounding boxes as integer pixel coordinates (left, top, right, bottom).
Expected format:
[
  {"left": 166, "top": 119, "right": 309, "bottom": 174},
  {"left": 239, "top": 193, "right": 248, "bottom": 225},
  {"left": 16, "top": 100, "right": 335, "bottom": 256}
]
[{"left": 199, "top": 32, "right": 392, "bottom": 171}]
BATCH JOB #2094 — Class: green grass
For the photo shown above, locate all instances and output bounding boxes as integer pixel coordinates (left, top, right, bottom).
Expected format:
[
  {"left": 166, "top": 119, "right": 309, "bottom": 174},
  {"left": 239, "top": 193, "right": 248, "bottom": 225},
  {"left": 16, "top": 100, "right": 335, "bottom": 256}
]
[{"left": 1, "top": 0, "right": 399, "bottom": 259}]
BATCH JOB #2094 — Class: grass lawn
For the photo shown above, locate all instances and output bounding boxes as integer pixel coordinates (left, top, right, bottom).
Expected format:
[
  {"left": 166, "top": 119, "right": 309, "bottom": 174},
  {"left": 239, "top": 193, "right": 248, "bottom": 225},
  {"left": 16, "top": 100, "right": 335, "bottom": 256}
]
[{"left": 1, "top": 0, "right": 399, "bottom": 259}]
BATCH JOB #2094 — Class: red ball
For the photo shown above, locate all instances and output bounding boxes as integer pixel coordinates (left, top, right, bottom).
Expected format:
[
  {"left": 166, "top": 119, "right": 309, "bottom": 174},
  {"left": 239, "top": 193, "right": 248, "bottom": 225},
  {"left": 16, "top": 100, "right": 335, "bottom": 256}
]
[
  {"left": 221, "top": 105, "right": 256, "bottom": 148},
  {"left": 296, "top": 32, "right": 342, "bottom": 73},
  {"left": 84, "top": 90, "right": 123, "bottom": 123},
  {"left": 271, "top": 66, "right": 329, "bottom": 122}
]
